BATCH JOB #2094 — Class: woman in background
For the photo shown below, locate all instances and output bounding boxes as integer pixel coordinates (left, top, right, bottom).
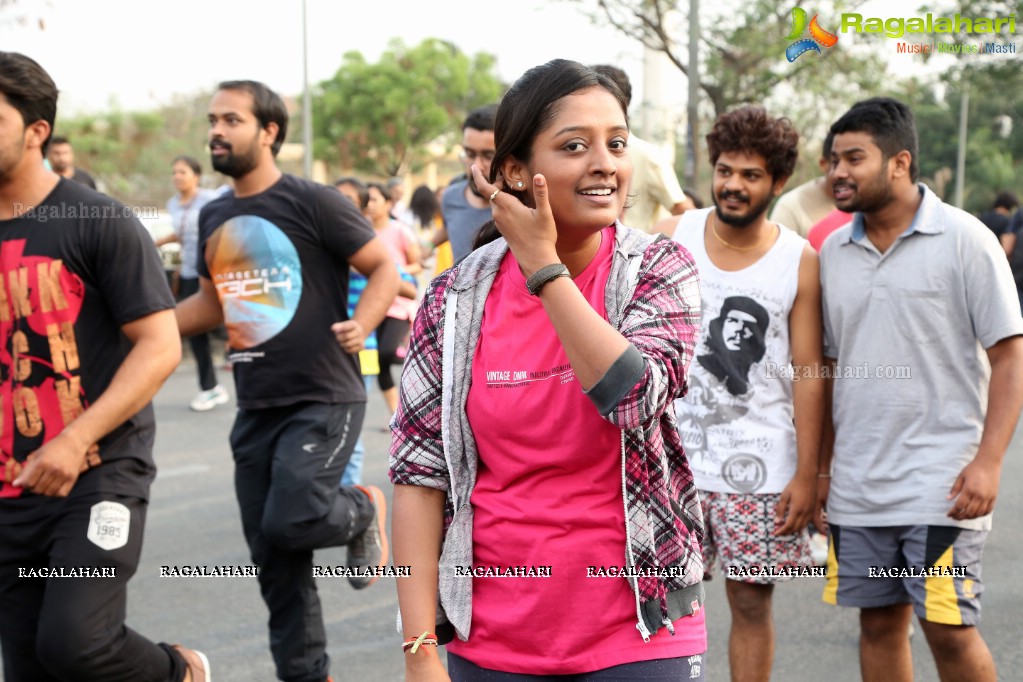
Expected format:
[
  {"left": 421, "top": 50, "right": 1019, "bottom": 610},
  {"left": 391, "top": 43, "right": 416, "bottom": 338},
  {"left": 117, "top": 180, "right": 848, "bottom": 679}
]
[
  {"left": 366, "top": 182, "right": 422, "bottom": 416},
  {"left": 159, "top": 155, "right": 228, "bottom": 411}
]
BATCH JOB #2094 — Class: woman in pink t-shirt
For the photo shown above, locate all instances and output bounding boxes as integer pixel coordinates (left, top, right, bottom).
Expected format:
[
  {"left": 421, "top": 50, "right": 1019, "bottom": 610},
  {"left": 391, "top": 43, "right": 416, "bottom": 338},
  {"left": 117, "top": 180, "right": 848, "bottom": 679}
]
[
  {"left": 366, "top": 182, "right": 422, "bottom": 416},
  {"left": 391, "top": 60, "right": 706, "bottom": 681}
]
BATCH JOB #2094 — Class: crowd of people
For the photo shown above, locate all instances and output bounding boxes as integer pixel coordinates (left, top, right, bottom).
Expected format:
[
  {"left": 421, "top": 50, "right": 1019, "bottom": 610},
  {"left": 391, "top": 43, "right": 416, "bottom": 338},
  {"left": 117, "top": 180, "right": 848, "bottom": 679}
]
[{"left": 2, "top": 48, "right": 1022, "bottom": 682}]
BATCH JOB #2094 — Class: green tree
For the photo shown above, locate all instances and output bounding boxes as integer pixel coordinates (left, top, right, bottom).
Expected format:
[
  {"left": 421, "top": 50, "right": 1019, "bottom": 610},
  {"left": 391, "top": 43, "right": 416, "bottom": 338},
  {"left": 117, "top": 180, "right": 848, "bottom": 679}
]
[
  {"left": 311, "top": 38, "right": 504, "bottom": 178},
  {"left": 897, "top": 62, "right": 1023, "bottom": 213},
  {"left": 54, "top": 91, "right": 216, "bottom": 207}
]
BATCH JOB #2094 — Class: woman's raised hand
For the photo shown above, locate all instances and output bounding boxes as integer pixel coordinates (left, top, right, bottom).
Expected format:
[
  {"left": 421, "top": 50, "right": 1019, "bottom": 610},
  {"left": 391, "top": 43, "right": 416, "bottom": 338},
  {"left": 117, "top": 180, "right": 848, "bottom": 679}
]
[{"left": 471, "top": 165, "right": 560, "bottom": 276}]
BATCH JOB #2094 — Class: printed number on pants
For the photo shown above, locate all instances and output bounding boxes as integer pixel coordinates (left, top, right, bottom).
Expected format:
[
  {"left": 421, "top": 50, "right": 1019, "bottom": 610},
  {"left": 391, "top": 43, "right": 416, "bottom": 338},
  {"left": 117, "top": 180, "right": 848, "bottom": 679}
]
[{"left": 87, "top": 501, "right": 130, "bottom": 550}]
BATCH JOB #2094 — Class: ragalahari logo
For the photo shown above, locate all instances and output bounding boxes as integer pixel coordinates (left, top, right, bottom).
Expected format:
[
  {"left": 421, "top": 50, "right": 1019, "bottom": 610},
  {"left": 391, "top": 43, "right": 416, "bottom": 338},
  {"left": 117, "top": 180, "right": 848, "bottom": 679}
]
[{"left": 785, "top": 8, "right": 839, "bottom": 61}]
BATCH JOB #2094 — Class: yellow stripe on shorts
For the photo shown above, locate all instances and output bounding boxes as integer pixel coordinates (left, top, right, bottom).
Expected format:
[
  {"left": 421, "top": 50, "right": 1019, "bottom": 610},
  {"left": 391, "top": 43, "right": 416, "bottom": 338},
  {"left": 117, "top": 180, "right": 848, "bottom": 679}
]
[
  {"left": 924, "top": 544, "right": 962, "bottom": 625},
  {"left": 822, "top": 536, "right": 839, "bottom": 605}
]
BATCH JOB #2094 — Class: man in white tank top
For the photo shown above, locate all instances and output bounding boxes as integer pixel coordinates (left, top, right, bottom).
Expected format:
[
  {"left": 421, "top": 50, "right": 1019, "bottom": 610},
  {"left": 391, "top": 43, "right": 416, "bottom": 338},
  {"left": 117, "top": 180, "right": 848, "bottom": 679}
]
[{"left": 666, "top": 106, "right": 824, "bottom": 682}]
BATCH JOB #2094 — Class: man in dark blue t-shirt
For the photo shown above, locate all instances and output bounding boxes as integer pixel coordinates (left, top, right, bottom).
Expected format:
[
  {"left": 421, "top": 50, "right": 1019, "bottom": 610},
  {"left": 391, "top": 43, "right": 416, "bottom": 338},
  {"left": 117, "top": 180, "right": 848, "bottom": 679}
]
[{"left": 175, "top": 79, "right": 399, "bottom": 682}]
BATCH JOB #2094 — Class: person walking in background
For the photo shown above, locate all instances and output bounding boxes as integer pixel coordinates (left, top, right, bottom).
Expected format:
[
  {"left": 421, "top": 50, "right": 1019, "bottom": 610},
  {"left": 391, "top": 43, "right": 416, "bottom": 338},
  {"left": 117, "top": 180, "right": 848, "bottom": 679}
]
[
  {"left": 391, "top": 59, "right": 706, "bottom": 681},
  {"left": 334, "top": 177, "right": 379, "bottom": 487},
  {"left": 438, "top": 104, "right": 499, "bottom": 263},
  {"left": 388, "top": 177, "right": 415, "bottom": 227},
  {"left": 978, "top": 191, "right": 1019, "bottom": 257},
  {"left": 592, "top": 64, "right": 694, "bottom": 233},
  {"left": 365, "top": 182, "right": 421, "bottom": 418},
  {"left": 157, "top": 155, "right": 228, "bottom": 411},
  {"left": 671, "top": 105, "right": 822, "bottom": 682},
  {"left": 175, "top": 79, "right": 399, "bottom": 682},
  {"left": 818, "top": 97, "right": 1023, "bottom": 682},
  {"left": 0, "top": 51, "right": 209, "bottom": 682},
  {"left": 769, "top": 138, "right": 842, "bottom": 239},
  {"left": 44, "top": 134, "right": 98, "bottom": 189},
  {"left": 409, "top": 184, "right": 442, "bottom": 236},
  {"left": 334, "top": 176, "right": 418, "bottom": 485},
  {"left": 407, "top": 184, "right": 444, "bottom": 271}
]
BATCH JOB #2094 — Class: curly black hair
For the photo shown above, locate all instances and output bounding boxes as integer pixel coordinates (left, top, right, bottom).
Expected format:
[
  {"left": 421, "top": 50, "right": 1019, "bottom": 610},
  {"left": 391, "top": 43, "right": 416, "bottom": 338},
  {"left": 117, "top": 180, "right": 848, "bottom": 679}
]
[{"left": 706, "top": 105, "right": 799, "bottom": 182}]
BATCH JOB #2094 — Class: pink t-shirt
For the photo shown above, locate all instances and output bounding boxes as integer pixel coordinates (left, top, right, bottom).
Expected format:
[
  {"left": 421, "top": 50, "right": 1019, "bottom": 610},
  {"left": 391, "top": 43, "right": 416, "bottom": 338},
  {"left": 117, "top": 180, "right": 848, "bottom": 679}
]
[
  {"left": 376, "top": 219, "right": 417, "bottom": 320},
  {"left": 446, "top": 227, "right": 705, "bottom": 673},
  {"left": 807, "top": 208, "right": 852, "bottom": 252}
]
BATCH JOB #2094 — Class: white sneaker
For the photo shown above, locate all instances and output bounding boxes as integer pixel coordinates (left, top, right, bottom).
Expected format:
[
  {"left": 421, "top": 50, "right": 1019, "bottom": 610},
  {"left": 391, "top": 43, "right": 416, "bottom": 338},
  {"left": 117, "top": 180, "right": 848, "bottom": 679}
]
[
  {"left": 189, "top": 385, "right": 229, "bottom": 412},
  {"left": 810, "top": 531, "right": 829, "bottom": 566}
]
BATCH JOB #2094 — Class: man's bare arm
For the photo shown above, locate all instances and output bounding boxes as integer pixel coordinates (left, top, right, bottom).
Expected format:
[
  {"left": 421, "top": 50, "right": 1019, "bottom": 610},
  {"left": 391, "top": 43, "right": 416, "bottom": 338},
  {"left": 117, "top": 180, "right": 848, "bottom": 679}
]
[
  {"left": 175, "top": 276, "right": 224, "bottom": 337},
  {"left": 13, "top": 309, "right": 182, "bottom": 496},
  {"left": 776, "top": 245, "right": 824, "bottom": 535},
  {"left": 333, "top": 238, "right": 400, "bottom": 354},
  {"left": 948, "top": 335, "right": 1023, "bottom": 520}
]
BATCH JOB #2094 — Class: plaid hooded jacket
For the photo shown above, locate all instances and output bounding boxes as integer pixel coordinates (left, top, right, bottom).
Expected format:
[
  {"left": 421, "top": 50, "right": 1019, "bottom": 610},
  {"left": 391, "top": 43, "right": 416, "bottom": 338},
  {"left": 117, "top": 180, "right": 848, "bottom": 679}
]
[{"left": 389, "top": 223, "right": 705, "bottom": 642}]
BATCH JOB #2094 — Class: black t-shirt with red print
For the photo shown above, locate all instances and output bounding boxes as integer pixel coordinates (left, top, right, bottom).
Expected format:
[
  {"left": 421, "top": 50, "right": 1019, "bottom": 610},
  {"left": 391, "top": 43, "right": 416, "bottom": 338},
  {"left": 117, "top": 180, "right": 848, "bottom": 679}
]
[{"left": 0, "top": 179, "right": 175, "bottom": 517}]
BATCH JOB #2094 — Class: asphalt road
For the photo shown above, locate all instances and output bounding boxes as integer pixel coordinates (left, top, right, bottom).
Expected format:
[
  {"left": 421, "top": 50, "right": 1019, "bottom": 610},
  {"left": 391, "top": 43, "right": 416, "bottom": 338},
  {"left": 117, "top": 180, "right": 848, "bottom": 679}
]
[{"left": 6, "top": 358, "right": 1023, "bottom": 681}]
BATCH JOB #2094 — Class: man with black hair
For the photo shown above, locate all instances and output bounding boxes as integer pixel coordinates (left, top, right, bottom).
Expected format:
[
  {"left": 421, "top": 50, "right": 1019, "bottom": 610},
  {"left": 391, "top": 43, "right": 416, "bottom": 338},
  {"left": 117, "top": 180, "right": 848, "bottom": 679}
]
[
  {"left": 592, "top": 64, "right": 694, "bottom": 233},
  {"left": 979, "top": 191, "right": 1019, "bottom": 256},
  {"left": 45, "top": 135, "right": 97, "bottom": 189},
  {"left": 0, "top": 51, "right": 208, "bottom": 682},
  {"left": 671, "top": 105, "right": 822, "bottom": 682},
  {"left": 436, "top": 103, "right": 499, "bottom": 263},
  {"left": 818, "top": 96, "right": 1023, "bottom": 682},
  {"left": 175, "top": 79, "right": 400, "bottom": 682}
]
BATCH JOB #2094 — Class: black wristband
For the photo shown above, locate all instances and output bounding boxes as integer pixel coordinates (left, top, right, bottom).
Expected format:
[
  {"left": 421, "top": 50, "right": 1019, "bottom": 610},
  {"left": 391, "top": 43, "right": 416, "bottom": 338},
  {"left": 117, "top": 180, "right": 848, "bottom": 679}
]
[{"left": 525, "top": 264, "right": 570, "bottom": 296}]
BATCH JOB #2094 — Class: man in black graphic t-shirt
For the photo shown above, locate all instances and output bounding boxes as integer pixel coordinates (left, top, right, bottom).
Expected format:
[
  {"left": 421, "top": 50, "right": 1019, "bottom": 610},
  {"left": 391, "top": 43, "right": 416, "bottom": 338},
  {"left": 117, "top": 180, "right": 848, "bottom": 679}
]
[
  {"left": 0, "top": 52, "right": 209, "bottom": 682},
  {"left": 176, "top": 79, "right": 399, "bottom": 682}
]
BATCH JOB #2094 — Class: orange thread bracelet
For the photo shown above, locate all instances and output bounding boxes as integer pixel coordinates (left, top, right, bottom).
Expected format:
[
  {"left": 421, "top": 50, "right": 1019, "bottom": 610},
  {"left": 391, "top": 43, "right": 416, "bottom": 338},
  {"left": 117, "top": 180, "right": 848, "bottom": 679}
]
[{"left": 402, "top": 632, "right": 438, "bottom": 654}]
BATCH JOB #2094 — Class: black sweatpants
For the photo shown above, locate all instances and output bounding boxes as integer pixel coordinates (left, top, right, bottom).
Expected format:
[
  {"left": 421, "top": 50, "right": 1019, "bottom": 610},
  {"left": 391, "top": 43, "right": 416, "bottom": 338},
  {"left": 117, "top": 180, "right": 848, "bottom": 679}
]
[
  {"left": 0, "top": 493, "right": 186, "bottom": 681},
  {"left": 178, "top": 276, "right": 218, "bottom": 391},
  {"left": 376, "top": 317, "right": 410, "bottom": 392},
  {"left": 230, "top": 401, "right": 374, "bottom": 682}
]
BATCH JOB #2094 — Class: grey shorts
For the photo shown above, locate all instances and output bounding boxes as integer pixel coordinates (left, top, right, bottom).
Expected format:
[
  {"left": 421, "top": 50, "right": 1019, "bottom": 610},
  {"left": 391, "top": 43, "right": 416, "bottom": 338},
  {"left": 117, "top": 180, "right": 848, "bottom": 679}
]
[{"left": 822, "top": 524, "right": 987, "bottom": 625}]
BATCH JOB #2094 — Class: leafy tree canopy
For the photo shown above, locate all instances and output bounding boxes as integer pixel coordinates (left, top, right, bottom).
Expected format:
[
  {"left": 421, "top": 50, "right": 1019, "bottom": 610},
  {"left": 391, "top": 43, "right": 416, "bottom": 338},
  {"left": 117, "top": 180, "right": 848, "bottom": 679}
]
[{"left": 311, "top": 38, "right": 504, "bottom": 178}]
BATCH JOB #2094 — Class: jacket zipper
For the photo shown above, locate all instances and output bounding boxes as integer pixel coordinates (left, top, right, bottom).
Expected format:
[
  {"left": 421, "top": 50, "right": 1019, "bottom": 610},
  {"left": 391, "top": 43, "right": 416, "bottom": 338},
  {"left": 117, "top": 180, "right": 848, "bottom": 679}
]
[{"left": 620, "top": 429, "right": 651, "bottom": 642}]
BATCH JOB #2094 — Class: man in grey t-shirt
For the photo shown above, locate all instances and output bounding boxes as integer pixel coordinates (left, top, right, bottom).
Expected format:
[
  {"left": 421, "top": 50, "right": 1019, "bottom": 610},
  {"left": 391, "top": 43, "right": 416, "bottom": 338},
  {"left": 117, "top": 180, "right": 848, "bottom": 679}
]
[
  {"left": 817, "top": 97, "right": 1023, "bottom": 682},
  {"left": 438, "top": 104, "right": 497, "bottom": 263}
]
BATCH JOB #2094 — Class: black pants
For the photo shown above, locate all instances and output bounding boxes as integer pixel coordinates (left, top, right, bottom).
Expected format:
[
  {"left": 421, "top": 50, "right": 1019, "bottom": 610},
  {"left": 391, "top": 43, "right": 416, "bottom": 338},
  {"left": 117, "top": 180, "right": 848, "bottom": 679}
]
[
  {"left": 230, "top": 401, "right": 374, "bottom": 682},
  {"left": 376, "top": 317, "right": 410, "bottom": 392},
  {"left": 179, "top": 277, "right": 218, "bottom": 391},
  {"left": 0, "top": 494, "right": 186, "bottom": 681}
]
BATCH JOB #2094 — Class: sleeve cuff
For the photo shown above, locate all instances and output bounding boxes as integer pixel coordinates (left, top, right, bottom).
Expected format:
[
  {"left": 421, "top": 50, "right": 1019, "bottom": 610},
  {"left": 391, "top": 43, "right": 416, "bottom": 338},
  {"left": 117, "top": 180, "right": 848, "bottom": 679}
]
[{"left": 584, "top": 344, "right": 646, "bottom": 416}]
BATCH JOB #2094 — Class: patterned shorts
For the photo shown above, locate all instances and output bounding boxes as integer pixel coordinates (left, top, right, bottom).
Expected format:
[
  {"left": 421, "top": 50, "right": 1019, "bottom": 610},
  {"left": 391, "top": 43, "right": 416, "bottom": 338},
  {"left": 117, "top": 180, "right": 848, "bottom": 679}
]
[{"left": 700, "top": 490, "right": 813, "bottom": 585}]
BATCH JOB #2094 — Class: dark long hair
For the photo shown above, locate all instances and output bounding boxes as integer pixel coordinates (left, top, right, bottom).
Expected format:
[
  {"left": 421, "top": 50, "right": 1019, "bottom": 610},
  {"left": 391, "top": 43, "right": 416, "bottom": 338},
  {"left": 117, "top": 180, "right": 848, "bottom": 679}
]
[
  {"left": 471, "top": 59, "right": 628, "bottom": 251},
  {"left": 409, "top": 185, "right": 440, "bottom": 228}
]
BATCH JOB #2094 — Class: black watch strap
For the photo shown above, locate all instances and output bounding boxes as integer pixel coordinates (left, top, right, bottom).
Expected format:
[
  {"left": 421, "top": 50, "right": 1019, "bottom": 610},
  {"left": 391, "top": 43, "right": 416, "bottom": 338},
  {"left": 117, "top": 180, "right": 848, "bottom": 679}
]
[{"left": 525, "top": 263, "right": 570, "bottom": 296}]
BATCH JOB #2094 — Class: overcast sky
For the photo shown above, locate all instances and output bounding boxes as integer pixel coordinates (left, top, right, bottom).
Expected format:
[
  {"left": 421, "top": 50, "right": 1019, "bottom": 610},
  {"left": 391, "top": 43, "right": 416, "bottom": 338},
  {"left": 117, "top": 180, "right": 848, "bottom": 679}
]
[{"left": 1, "top": 0, "right": 1008, "bottom": 115}]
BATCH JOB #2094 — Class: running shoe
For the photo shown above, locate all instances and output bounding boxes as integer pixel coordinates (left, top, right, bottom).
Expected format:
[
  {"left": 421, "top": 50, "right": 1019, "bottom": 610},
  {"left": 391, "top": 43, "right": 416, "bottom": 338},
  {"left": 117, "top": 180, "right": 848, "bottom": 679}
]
[
  {"left": 172, "top": 645, "right": 211, "bottom": 682},
  {"left": 346, "top": 485, "right": 388, "bottom": 589},
  {"left": 189, "top": 385, "right": 229, "bottom": 412}
]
